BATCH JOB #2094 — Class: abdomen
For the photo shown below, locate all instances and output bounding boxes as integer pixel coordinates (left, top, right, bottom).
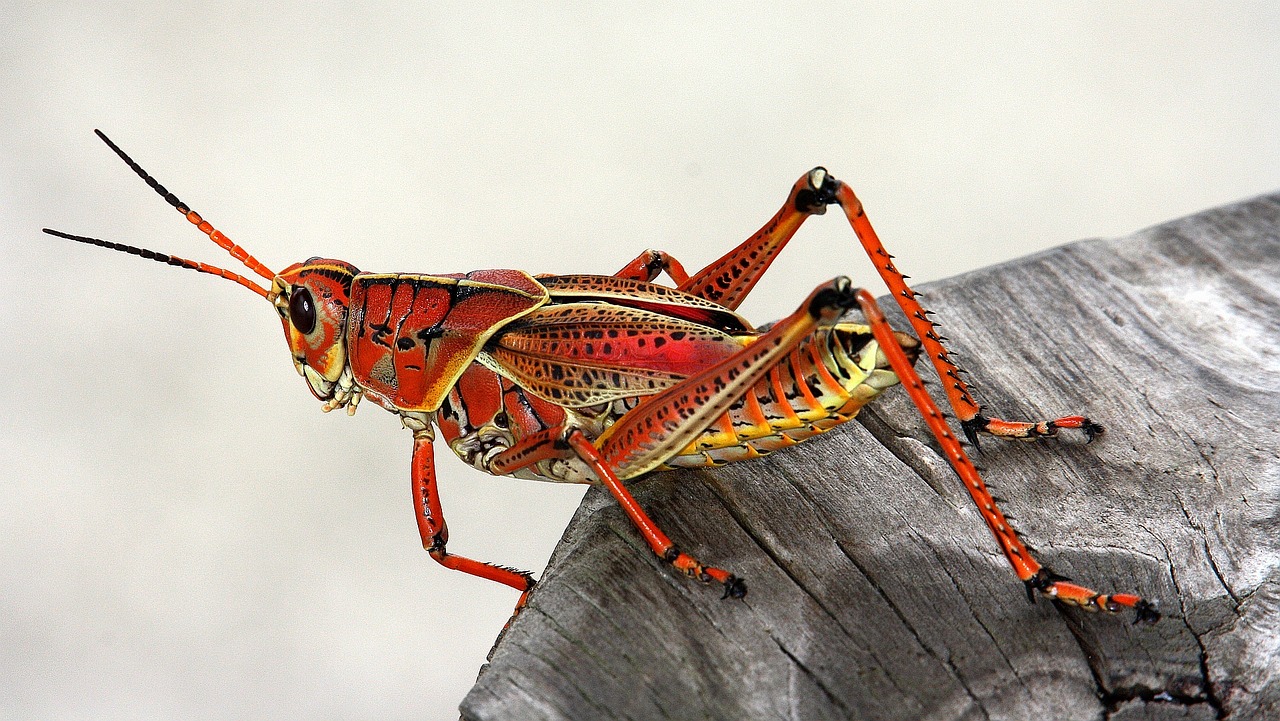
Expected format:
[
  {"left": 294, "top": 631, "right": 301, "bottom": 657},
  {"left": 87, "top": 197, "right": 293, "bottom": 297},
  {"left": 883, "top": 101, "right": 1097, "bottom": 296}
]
[{"left": 656, "top": 323, "right": 917, "bottom": 468}]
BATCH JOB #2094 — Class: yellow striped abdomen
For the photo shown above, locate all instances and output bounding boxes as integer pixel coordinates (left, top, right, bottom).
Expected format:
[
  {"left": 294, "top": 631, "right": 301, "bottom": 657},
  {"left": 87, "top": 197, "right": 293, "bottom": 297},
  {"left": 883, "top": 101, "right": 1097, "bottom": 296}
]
[{"left": 660, "top": 323, "right": 918, "bottom": 469}]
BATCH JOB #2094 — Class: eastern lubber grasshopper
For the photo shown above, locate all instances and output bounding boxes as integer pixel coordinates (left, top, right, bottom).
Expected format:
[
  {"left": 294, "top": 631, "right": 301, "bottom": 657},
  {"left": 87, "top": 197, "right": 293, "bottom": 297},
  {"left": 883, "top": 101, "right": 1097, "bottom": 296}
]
[{"left": 44, "top": 130, "right": 1159, "bottom": 624}]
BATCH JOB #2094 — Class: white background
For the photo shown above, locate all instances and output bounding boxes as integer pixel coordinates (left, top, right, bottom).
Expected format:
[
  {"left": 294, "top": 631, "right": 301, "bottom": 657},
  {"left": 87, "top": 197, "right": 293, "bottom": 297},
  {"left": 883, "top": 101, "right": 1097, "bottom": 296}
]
[{"left": 2, "top": 4, "right": 1277, "bottom": 720}]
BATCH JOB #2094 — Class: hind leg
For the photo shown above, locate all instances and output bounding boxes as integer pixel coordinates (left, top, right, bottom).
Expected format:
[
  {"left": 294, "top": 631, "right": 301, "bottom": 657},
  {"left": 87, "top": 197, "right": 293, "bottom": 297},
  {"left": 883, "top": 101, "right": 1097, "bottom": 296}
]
[
  {"left": 855, "top": 288, "right": 1156, "bottom": 622},
  {"left": 679, "top": 167, "right": 1103, "bottom": 445}
]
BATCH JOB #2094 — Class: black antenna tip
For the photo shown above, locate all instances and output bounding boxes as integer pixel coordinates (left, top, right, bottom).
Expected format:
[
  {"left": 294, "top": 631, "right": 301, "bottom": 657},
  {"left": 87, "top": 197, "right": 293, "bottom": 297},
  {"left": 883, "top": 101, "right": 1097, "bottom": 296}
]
[
  {"left": 90, "top": 129, "right": 185, "bottom": 212},
  {"left": 93, "top": 129, "right": 119, "bottom": 153},
  {"left": 94, "top": 129, "right": 123, "bottom": 154}
]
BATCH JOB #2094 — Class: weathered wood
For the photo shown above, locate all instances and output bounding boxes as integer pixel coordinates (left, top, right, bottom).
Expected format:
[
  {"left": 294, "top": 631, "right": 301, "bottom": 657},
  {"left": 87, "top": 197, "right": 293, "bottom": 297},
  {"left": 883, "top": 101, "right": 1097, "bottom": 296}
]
[{"left": 462, "top": 193, "right": 1280, "bottom": 721}]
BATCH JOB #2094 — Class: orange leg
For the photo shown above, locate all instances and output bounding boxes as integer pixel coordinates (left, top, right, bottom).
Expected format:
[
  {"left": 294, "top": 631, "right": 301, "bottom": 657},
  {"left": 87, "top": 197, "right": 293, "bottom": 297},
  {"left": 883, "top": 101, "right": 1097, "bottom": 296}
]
[
  {"left": 487, "top": 426, "right": 572, "bottom": 477},
  {"left": 594, "top": 278, "right": 858, "bottom": 479},
  {"left": 856, "top": 289, "right": 1158, "bottom": 622},
  {"left": 486, "top": 425, "right": 746, "bottom": 598},
  {"left": 409, "top": 429, "right": 535, "bottom": 609},
  {"left": 486, "top": 280, "right": 1155, "bottom": 620},
  {"left": 567, "top": 431, "right": 746, "bottom": 598},
  {"left": 680, "top": 167, "right": 1103, "bottom": 446},
  {"left": 679, "top": 171, "right": 827, "bottom": 310},
  {"left": 829, "top": 178, "right": 1103, "bottom": 446},
  {"left": 613, "top": 249, "right": 690, "bottom": 285}
]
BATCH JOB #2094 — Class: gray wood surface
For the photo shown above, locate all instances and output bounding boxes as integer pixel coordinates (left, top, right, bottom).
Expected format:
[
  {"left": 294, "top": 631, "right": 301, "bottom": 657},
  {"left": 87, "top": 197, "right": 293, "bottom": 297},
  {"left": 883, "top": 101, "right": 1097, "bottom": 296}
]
[{"left": 462, "top": 193, "right": 1280, "bottom": 721}]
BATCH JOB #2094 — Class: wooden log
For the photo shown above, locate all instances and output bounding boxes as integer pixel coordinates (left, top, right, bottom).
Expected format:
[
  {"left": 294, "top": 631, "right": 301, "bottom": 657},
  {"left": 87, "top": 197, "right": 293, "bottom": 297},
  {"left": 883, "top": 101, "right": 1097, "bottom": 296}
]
[{"left": 462, "top": 193, "right": 1280, "bottom": 721}]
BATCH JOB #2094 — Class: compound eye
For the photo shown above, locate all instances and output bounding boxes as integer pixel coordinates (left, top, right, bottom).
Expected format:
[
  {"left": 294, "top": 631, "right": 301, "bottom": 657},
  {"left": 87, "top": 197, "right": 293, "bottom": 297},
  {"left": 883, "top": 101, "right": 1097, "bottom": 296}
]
[{"left": 288, "top": 286, "right": 317, "bottom": 334}]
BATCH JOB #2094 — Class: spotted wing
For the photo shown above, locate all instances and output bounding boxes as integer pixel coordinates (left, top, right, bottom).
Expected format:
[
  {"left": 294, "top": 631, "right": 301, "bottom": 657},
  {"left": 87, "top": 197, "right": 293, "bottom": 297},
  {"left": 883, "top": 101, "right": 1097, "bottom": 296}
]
[
  {"left": 538, "top": 274, "right": 754, "bottom": 334},
  {"left": 481, "top": 301, "right": 747, "bottom": 408}
]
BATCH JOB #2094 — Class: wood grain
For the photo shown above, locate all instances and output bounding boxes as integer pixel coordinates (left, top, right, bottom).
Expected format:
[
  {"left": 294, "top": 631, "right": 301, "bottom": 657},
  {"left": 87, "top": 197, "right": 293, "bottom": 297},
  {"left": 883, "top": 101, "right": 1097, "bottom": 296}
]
[{"left": 462, "top": 193, "right": 1280, "bottom": 721}]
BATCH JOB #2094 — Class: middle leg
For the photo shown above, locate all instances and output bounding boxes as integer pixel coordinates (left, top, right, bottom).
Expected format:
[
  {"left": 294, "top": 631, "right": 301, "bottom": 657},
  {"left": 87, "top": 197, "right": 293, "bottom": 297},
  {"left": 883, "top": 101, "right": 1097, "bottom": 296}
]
[{"left": 487, "top": 425, "right": 746, "bottom": 598}]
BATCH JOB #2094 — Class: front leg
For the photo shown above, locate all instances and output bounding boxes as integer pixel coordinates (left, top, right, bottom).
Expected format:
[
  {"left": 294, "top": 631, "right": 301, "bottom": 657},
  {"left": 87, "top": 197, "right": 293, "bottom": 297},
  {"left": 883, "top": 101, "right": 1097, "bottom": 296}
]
[{"left": 408, "top": 423, "right": 536, "bottom": 607}]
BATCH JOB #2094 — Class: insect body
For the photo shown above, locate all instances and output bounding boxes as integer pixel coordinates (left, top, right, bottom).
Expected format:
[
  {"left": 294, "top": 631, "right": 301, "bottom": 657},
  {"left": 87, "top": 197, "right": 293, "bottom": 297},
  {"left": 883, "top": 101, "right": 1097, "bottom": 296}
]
[{"left": 45, "top": 130, "right": 1158, "bottom": 623}]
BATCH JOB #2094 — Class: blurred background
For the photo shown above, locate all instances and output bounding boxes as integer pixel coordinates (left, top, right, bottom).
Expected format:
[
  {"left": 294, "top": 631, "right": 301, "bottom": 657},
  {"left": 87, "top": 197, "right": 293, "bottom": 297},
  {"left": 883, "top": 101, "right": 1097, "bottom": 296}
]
[{"left": 2, "top": 4, "right": 1277, "bottom": 719}]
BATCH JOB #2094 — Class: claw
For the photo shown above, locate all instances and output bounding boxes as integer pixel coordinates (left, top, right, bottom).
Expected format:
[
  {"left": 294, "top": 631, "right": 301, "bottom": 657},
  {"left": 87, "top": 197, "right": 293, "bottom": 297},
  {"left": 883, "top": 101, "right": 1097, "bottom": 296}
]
[
  {"left": 1024, "top": 567, "right": 1072, "bottom": 604},
  {"left": 961, "top": 416, "right": 985, "bottom": 451},
  {"left": 1132, "top": 599, "right": 1161, "bottom": 625},
  {"left": 1083, "top": 421, "right": 1105, "bottom": 443},
  {"left": 721, "top": 575, "right": 748, "bottom": 600}
]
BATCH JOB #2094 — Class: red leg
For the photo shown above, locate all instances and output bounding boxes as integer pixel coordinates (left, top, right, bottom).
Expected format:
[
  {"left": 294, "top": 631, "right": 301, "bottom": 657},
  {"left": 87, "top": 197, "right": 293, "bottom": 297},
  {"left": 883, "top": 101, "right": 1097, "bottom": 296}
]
[
  {"left": 678, "top": 167, "right": 1103, "bottom": 445},
  {"left": 828, "top": 178, "right": 1103, "bottom": 445},
  {"left": 409, "top": 428, "right": 535, "bottom": 608},
  {"left": 679, "top": 171, "right": 829, "bottom": 310},
  {"left": 613, "top": 249, "right": 690, "bottom": 285},
  {"left": 485, "top": 424, "right": 746, "bottom": 598},
  {"left": 855, "top": 289, "right": 1158, "bottom": 622},
  {"left": 566, "top": 431, "right": 746, "bottom": 598},
  {"left": 486, "top": 279, "right": 871, "bottom": 599},
  {"left": 487, "top": 426, "right": 571, "bottom": 477}
]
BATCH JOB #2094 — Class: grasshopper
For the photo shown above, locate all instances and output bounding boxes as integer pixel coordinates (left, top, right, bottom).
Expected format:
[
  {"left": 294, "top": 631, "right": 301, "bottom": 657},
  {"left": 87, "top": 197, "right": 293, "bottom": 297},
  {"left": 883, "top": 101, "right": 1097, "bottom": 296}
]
[{"left": 44, "top": 130, "right": 1158, "bottom": 623}]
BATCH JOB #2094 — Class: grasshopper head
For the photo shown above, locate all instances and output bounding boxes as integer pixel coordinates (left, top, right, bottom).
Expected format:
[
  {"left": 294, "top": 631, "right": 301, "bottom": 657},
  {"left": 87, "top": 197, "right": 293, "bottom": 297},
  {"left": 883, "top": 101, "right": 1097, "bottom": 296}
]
[
  {"left": 45, "top": 131, "right": 367, "bottom": 410},
  {"left": 270, "top": 259, "right": 359, "bottom": 401}
]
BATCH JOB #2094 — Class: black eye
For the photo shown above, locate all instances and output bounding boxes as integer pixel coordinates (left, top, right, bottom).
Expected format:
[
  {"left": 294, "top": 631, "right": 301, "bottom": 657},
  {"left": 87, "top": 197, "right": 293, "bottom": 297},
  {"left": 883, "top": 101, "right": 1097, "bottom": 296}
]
[{"left": 289, "top": 286, "right": 317, "bottom": 334}]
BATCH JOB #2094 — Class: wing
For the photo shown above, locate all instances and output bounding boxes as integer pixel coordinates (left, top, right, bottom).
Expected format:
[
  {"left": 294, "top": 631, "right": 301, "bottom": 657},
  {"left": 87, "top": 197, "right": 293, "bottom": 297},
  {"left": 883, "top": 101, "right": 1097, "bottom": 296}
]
[
  {"left": 538, "top": 274, "right": 754, "bottom": 334},
  {"left": 481, "top": 301, "right": 747, "bottom": 408}
]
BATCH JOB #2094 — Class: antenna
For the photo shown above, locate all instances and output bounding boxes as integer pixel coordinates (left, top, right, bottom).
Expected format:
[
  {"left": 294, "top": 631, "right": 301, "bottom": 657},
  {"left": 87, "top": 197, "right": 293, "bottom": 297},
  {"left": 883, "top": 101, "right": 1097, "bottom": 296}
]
[
  {"left": 42, "top": 131, "right": 279, "bottom": 299},
  {"left": 42, "top": 228, "right": 271, "bottom": 298},
  {"left": 92, "top": 129, "right": 276, "bottom": 282}
]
